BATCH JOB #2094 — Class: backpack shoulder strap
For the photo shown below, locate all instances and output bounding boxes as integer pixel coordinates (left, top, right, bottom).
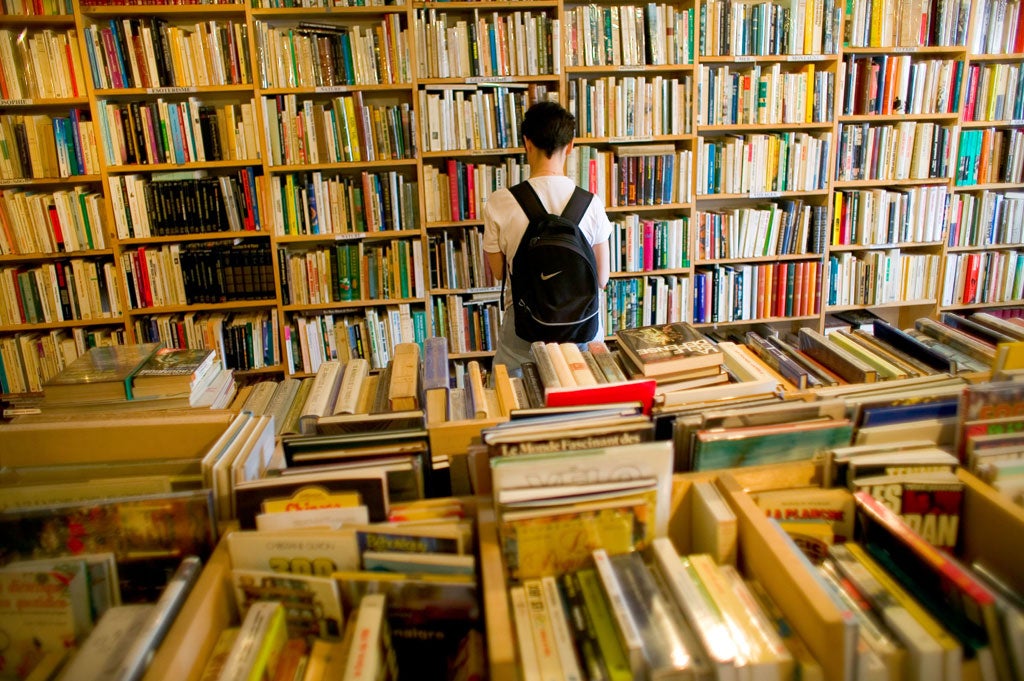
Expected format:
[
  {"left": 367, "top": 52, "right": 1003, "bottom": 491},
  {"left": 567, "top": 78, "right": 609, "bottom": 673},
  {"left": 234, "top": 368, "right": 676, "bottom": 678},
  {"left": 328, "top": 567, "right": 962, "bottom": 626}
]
[
  {"left": 509, "top": 181, "right": 547, "bottom": 222},
  {"left": 560, "top": 186, "right": 593, "bottom": 226}
]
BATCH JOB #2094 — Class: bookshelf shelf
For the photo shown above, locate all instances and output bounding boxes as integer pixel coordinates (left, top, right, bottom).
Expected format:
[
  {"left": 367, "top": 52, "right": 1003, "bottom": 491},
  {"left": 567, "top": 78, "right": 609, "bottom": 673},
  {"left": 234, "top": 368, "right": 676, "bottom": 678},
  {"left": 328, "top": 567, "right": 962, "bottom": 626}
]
[
  {"left": 609, "top": 267, "right": 689, "bottom": 278},
  {"left": 828, "top": 241, "right": 946, "bottom": 252},
  {"left": 697, "top": 54, "right": 838, "bottom": 64},
  {"left": 577, "top": 134, "right": 694, "bottom": 144},
  {"left": 266, "top": 159, "right": 417, "bottom": 172},
  {"left": 413, "top": 0, "right": 557, "bottom": 7},
  {"left": 833, "top": 178, "right": 957, "bottom": 189},
  {"left": 449, "top": 349, "right": 497, "bottom": 360},
  {"left": 420, "top": 148, "right": 526, "bottom": 158},
  {"left": 694, "top": 253, "right": 824, "bottom": 266},
  {"left": 697, "top": 190, "right": 830, "bottom": 200},
  {"left": 80, "top": 4, "right": 246, "bottom": 15},
  {"left": 699, "top": 122, "right": 835, "bottom": 133},
  {"left": 283, "top": 298, "right": 424, "bottom": 313},
  {"left": 117, "top": 232, "right": 270, "bottom": 246},
  {"left": 251, "top": 4, "right": 410, "bottom": 15},
  {"left": 953, "top": 181, "right": 1024, "bottom": 192},
  {"left": 429, "top": 287, "right": 500, "bottom": 295},
  {"left": 276, "top": 230, "right": 417, "bottom": 243},
  {"left": 939, "top": 300, "right": 1024, "bottom": 312},
  {"left": 961, "top": 52, "right": 1024, "bottom": 63},
  {"left": 826, "top": 299, "right": 937, "bottom": 313},
  {"left": 125, "top": 300, "right": 279, "bottom": 315},
  {"left": 837, "top": 113, "right": 961, "bottom": 124},
  {"left": 564, "top": 64, "right": 696, "bottom": 74},
  {"left": 92, "top": 85, "right": 256, "bottom": 97},
  {"left": 424, "top": 220, "right": 486, "bottom": 230},
  {"left": 0, "top": 97, "right": 90, "bottom": 107},
  {"left": 605, "top": 202, "right": 693, "bottom": 213},
  {"left": 960, "top": 119, "right": 1024, "bottom": 129},
  {"left": 0, "top": 249, "right": 115, "bottom": 263},
  {"left": 258, "top": 84, "right": 413, "bottom": 96},
  {"left": 0, "top": 175, "right": 103, "bottom": 186},
  {"left": 691, "top": 313, "right": 820, "bottom": 328},
  {"left": 0, "top": 14, "right": 74, "bottom": 25},
  {"left": 947, "top": 244, "right": 1024, "bottom": 253},
  {"left": 418, "top": 76, "right": 560, "bottom": 86},
  {"left": 0, "top": 317, "right": 125, "bottom": 333},
  {"left": 842, "top": 45, "right": 966, "bottom": 56},
  {"left": 106, "top": 160, "right": 261, "bottom": 173}
]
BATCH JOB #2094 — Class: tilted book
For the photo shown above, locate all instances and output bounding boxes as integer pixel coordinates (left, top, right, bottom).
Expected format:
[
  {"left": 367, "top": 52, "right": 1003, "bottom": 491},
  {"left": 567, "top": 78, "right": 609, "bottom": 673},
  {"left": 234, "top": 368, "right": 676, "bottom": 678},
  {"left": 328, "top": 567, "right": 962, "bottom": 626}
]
[
  {"left": 614, "top": 322, "right": 723, "bottom": 377},
  {"left": 42, "top": 342, "right": 160, "bottom": 403}
]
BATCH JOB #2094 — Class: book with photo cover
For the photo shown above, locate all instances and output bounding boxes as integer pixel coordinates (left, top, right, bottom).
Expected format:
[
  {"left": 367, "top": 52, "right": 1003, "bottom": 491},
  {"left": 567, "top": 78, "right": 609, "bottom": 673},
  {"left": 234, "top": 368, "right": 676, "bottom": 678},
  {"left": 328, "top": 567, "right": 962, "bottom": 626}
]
[
  {"left": 614, "top": 322, "right": 723, "bottom": 377},
  {"left": 42, "top": 343, "right": 161, "bottom": 403},
  {"left": 131, "top": 347, "right": 218, "bottom": 398},
  {"left": 0, "top": 489, "right": 216, "bottom": 603},
  {"left": 233, "top": 470, "right": 388, "bottom": 528}
]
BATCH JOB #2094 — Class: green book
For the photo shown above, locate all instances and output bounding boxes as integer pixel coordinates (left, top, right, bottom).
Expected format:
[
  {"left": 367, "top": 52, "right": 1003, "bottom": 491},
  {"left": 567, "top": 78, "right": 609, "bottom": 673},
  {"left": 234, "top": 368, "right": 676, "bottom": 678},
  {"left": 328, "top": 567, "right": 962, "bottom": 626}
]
[
  {"left": 43, "top": 343, "right": 160, "bottom": 404},
  {"left": 575, "top": 568, "right": 633, "bottom": 681}
]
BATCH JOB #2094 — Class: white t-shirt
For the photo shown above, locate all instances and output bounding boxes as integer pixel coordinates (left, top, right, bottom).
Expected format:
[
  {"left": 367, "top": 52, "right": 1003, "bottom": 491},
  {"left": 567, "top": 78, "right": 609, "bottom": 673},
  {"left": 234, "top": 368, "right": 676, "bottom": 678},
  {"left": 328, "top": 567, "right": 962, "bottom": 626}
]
[{"left": 482, "top": 175, "right": 613, "bottom": 294}]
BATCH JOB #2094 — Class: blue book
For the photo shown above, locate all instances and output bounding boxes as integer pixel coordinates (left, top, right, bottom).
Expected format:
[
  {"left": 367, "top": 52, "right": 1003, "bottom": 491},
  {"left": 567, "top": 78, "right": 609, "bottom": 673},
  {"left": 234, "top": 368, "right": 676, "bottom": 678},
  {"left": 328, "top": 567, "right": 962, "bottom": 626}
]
[
  {"left": 662, "top": 153, "right": 675, "bottom": 203},
  {"left": 306, "top": 179, "right": 320, "bottom": 234},
  {"left": 411, "top": 309, "right": 428, "bottom": 347},
  {"left": 83, "top": 28, "right": 103, "bottom": 93},
  {"left": 68, "top": 110, "right": 85, "bottom": 176},
  {"left": 52, "top": 118, "right": 70, "bottom": 176},
  {"left": 0, "top": 346, "right": 9, "bottom": 394},
  {"left": 166, "top": 103, "right": 185, "bottom": 164},
  {"left": 108, "top": 20, "right": 130, "bottom": 89}
]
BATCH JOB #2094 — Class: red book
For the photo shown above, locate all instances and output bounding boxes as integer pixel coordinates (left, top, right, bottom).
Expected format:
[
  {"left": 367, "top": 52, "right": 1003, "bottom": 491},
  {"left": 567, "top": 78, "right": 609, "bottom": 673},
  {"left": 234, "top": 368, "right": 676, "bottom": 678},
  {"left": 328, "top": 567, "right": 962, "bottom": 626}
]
[
  {"left": 545, "top": 379, "right": 657, "bottom": 415},
  {"left": 963, "top": 253, "right": 980, "bottom": 304},
  {"left": 446, "top": 158, "right": 460, "bottom": 222},
  {"left": 465, "top": 162, "right": 476, "bottom": 219},
  {"left": 755, "top": 263, "right": 767, "bottom": 319},
  {"left": 238, "top": 169, "right": 255, "bottom": 231},
  {"left": 135, "top": 247, "right": 153, "bottom": 307},
  {"left": 47, "top": 205, "right": 65, "bottom": 252},
  {"left": 774, "top": 262, "right": 788, "bottom": 317},
  {"left": 642, "top": 220, "right": 655, "bottom": 271},
  {"left": 792, "top": 260, "right": 805, "bottom": 317}
]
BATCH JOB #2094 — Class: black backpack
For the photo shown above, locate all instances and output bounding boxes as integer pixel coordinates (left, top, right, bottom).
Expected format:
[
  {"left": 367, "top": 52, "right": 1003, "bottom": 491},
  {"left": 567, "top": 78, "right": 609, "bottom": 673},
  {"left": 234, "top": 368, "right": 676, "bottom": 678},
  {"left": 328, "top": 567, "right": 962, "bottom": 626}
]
[{"left": 503, "top": 181, "right": 600, "bottom": 343}]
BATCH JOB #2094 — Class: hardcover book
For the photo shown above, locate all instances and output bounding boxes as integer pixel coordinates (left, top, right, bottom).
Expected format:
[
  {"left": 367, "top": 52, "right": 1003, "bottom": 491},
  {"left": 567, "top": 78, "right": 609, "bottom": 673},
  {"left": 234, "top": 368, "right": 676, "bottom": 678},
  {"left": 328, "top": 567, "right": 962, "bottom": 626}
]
[
  {"left": 614, "top": 322, "right": 723, "bottom": 377},
  {"left": 130, "top": 347, "right": 217, "bottom": 399},
  {"left": 42, "top": 343, "right": 160, "bottom": 404}
]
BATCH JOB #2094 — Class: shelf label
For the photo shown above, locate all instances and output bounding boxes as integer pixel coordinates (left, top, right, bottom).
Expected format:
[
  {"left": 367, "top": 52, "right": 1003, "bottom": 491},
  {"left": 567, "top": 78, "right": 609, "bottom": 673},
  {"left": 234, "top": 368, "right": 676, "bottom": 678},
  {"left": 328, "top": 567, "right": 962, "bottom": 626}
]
[
  {"left": 893, "top": 46, "right": 916, "bottom": 53},
  {"left": 147, "top": 86, "right": 198, "bottom": 94},
  {"left": 789, "top": 54, "right": 819, "bottom": 61},
  {"left": 315, "top": 85, "right": 351, "bottom": 93},
  {"left": 733, "top": 55, "right": 756, "bottom": 62},
  {"left": 608, "top": 136, "right": 654, "bottom": 143},
  {"left": 1012, "top": 119, "right": 1024, "bottom": 126},
  {"left": 466, "top": 76, "right": 516, "bottom": 83},
  {"left": 0, "top": 178, "right": 23, "bottom": 185},
  {"left": 750, "top": 191, "right": 782, "bottom": 198},
  {"left": 2, "top": 99, "right": 30, "bottom": 106},
  {"left": 334, "top": 232, "right": 366, "bottom": 241}
]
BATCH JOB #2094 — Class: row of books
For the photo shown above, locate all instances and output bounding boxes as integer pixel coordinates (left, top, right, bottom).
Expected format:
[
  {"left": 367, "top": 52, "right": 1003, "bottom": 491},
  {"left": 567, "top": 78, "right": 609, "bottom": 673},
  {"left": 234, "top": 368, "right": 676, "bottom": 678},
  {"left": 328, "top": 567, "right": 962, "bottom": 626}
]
[
  {"left": 108, "top": 170, "right": 263, "bottom": 238},
  {"left": 255, "top": 16, "right": 409, "bottom": 89},
  {"left": 414, "top": 9, "right": 559, "bottom": 79},
  {"left": 961, "top": 60, "right": 1024, "bottom": 123},
  {"left": 833, "top": 185, "right": 949, "bottom": 247},
  {"left": 955, "top": 127, "right": 1024, "bottom": 186},
  {"left": 418, "top": 83, "right": 534, "bottom": 153},
  {"left": 826, "top": 250, "right": 942, "bottom": 307},
  {"left": 969, "top": 0, "right": 1024, "bottom": 54},
  {"left": 564, "top": 3, "right": 694, "bottom": 67},
  {"left": 83, "top": 17, "right": 252, "bottom": 90},
  {"left": 609, "top": 214, "right": 689, "bottom": 272},
  {"left": 568, "top": 75, "right": 693, "bottom": 139},
  {"left": 432, "top": 293, "right": 500, "bottom": 355},
  {"left": 947, "top": 190, "right": 1024, "bottom": 248},
  {"left": 700, "top": 0, "right": 841, "bottom": 56},
  {"left": 694, "top": 259, "right": 824, "bottom": 323},
  {"left": 1, "top": 258, "right": 121, "bottom": 326},
  {"left": 121, "top": 240, "right": 275, "bottom": 309},
  {"left": 1, "top": 0, "right": 71, "bottom": 14},
  {"left": 421, "top": 156, "right": 527, "bottom": 224},
  {"left": 604, "top": 273, "right": 688, "bottom": 334},
  {"left": 941, "top": 249, "right": 1024, "bottom": 307},
  {"left": 0, "top": 186, "right": 108, "bottom": 255},
  {"left": 698, "top": 63, "right": 835, "bottom": 126},
  {"left": 0, "top": 27, "right": 85, "bottom": 101},
  {"left": 839, "top": 54, "right": 962, "bottom": 117},
  {"left": 695, "top": 199, "right": 826, "bottom": 260},
  {"left": 263, "top": 93, "right": 415, "bottom": 166},
  {"left": 0, "top": 112, "right": 99, "bottom": 180},
  {"left": 278, "top": 238, "right": 424, "bottom": 306},
  {"left": 958, "top": 377, "right": 1024, "bottom": 502},
  {"left": 97, "top": 98, "right": 259, "bottom": 168},
  {"left": 287, "top": 303, "right": 426, "bottom": 373},
  {"left": 270, "top": 170, "right": 416, "bottom": 237},
  {"left": 133, "top": 309, "right": 280, "bottom": 372},
  {"left": 847, "top": 0, "right": 971, "bottom": 47},
  {"left": 426, "top": 229, "right": 495, "bottom": 291},
  {"left": 697, "top": 131, "right": 831, "bottom": 195},
  {"left": 1, "top": 327, "right": 128, "bottom": 394},
  {"left": 835, "top": 122, "right": 953, "bottom": 182},
  {"left": 567, "top": 145, "right": 693, "bottom": 207}
]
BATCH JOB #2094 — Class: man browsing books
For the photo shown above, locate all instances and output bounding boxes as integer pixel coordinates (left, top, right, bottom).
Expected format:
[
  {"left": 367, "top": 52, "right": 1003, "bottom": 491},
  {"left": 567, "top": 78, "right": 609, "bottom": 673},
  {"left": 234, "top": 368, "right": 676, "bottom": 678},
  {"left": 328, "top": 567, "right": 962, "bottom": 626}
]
[{"left": 483, "top": 101, "right": 612, "bottom": 371}]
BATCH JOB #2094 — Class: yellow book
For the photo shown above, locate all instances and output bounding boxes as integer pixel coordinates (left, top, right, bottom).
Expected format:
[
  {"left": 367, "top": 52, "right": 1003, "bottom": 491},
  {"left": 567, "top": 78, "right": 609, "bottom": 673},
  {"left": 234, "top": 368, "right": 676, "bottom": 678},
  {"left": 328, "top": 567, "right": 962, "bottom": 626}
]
[
  {"left": 343, "top": 96, "right": 362, "bottom": 162},
  {"left": 805, "top": 64, "right": 815, "bottom": 123},
  {"left": 492, "top": 362, "right": 517, "bottom": 417},
  {"left": 387, "top": 342, "right": 420, "bottom": 411},
  {"left": 467, "top": 359, "right": 489, "bottom": 418},
  {"left": 218, "top": 601, "right": 288, "bottom": 681}
]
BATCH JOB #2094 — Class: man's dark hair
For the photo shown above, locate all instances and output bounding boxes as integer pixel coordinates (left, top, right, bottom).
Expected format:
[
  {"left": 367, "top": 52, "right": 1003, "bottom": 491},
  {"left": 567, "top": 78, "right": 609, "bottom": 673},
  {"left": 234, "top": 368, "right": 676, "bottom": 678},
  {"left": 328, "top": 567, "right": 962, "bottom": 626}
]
[{"left": 521, "top": 101, "right": 576, "bottom": 158}]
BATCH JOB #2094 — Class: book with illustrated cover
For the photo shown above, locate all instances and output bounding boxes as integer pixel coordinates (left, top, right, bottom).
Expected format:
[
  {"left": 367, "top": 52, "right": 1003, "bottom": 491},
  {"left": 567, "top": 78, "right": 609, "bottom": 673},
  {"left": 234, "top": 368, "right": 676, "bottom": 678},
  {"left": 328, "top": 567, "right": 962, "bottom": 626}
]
[
  {"left": 614, "top": 322, "right": 723, "bottom": 377},
  {"left": 0, "top": 490, "right": 216, "bottom": 602},
  {"left": 232, "top": 568, "right": 345, "bottom": 640},
  {"left": 331, "top": 572, "right": 480, "bottom": 681},
  {"left": 0, "top": 559, "right": 92, "bottom": 680},
  {"left": 691, "top": 418, "right": 853, "bottom": 471},
  {"left": 233, "top": 471, "right": 388, "bottom": 529},
  {"left": 130, "top": 347, "right": 217, "bottom": 398},
  {"left": 851, "top": 471, "right": 963, "bottom": 551},
  {"left": 41, "top": 343, "right": 160, "bottom": 404},
  {"left": 753, "top": 486, "right": 856, "bottom": 544}
]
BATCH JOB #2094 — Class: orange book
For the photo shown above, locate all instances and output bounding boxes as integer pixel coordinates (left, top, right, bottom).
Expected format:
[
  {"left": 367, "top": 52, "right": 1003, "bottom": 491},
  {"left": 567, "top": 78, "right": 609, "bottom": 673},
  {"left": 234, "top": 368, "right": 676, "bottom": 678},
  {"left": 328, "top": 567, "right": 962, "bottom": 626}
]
[
  {"left": 755, "top": 264, "right": 767, "bottom": 319},
  {"left": 774, "top": 262, "right": 788, "bottom": 318},
  {"left": 793, "top": 261, "right": 805, "bottom": 317},
  {"left": 762, "top": 263, "right": 773, "bottom": 319},
  {"left": 977, "top": 128, "right": 992, "bottom": 185}
]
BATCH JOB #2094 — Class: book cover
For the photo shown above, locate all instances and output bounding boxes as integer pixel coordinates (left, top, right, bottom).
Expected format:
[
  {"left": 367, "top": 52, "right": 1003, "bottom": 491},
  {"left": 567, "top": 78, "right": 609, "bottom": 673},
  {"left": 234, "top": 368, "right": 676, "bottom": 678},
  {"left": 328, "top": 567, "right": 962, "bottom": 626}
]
[
  {"left": 233, "top": 471, "right": 388, "bottom": 529},
  {"left": 233, "top": 568, "right": 345, "bottom": 640},
  {"left": 42, "top": 343, "right": 160, "bottom": 403},
  {"left": 614, "top": 322, "right": 723, "bottom": 377},
  {"left": 131, "top": 347, "right": 217, "bottom": 398}
]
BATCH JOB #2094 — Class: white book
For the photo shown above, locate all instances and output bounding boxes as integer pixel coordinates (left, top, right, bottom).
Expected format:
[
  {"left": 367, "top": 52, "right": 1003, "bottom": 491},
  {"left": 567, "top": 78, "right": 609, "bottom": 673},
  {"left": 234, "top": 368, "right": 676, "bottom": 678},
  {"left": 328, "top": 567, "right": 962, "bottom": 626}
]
[
  {"left": 592, "top": 549, "right": 645, "bottom": 678},
  {"left": 217, "top": 601, "right": 287, "bottom": 681},
  {"left": 57, "top": 604, "right": 154, "bottom": 681},
  {"left": 691, "top": 480, "right": 738, "bottom": 566},
  {"left": 299, "top": 359, "right": 344, "bottom": 434},
  {"left": 523, "top": 579, "right": 566, "bottom": 681},
  {"left": 334, "top": 357, "right": 369, "bottom": 415},
  {"left": 510, "top": 585, "right": 543, "bottom": 681},
  {"left": 540, "top": 576, "right": 583, "bottom": 681}
]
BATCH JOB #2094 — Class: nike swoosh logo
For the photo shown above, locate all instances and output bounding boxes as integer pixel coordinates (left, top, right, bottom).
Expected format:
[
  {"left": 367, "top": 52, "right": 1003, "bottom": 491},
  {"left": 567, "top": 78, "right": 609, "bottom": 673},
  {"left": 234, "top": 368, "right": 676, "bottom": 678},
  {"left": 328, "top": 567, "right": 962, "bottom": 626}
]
[{"left": 540, "top": 271, "right": 562, "bottom": 281}]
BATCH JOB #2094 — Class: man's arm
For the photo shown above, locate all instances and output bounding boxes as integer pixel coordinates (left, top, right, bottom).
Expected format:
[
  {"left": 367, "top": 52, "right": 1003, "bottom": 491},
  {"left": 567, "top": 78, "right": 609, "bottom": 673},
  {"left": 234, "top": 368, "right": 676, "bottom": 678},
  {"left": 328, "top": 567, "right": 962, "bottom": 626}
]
[
  {"left": 486, "top": 250, "right": 505, "bottom": 284},
  {"left": 592, "top": 239, "right": 610, "bottom": 288}
]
